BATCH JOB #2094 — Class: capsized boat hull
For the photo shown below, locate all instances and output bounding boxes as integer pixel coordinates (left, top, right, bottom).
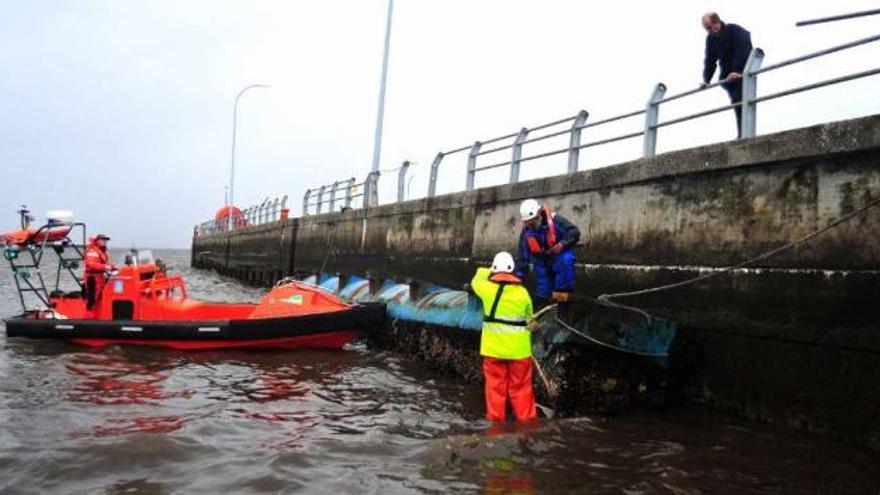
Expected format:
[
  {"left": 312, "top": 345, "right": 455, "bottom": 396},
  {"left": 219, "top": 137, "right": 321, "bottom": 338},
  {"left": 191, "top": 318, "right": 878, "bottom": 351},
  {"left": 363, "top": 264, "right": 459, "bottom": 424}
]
[{"left": 4, "top": 302, "right": 385, "bottom": 350}]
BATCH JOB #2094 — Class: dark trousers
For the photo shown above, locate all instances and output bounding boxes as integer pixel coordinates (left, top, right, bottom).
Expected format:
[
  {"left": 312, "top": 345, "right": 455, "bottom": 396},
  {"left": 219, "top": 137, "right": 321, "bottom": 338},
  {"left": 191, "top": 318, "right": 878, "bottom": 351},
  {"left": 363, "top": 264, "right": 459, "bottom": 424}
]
[
  {"left": 723, "top": 79, "right": 744, "bottom": 138},
  {"left": 85, "top": 275, "right": 104, "bottom": 310}
]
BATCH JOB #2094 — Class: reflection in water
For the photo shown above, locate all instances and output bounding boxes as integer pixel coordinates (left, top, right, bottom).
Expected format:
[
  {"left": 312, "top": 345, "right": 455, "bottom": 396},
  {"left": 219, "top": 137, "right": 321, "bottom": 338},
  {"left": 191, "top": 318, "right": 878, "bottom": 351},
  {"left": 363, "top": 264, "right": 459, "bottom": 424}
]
[
  {"left": 0, "top": 250, "right": 879, "bottom": 493},
  {"left": 65, "top": 353, "right": 190, "bottom": 406},
  {"left": 484, "top": 468, "right": 534, "bottom": 495},
  {"left": 86, "top": 414, "right": 190, "bottom": 437}
]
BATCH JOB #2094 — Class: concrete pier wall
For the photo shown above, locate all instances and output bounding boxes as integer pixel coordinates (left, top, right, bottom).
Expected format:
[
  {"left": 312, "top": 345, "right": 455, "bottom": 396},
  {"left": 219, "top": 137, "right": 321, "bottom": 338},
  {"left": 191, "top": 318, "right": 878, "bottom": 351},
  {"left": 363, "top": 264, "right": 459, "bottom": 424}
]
[{"left": 193, "top": 115, "right": 880, "bottom": 449}]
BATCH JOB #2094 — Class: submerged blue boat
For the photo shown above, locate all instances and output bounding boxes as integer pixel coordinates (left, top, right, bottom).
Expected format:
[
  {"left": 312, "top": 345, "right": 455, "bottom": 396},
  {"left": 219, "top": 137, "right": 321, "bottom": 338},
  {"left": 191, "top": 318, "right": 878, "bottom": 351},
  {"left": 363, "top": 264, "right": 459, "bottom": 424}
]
[{"left": 301, "top": 273, "right": 676, "bottom": 364}]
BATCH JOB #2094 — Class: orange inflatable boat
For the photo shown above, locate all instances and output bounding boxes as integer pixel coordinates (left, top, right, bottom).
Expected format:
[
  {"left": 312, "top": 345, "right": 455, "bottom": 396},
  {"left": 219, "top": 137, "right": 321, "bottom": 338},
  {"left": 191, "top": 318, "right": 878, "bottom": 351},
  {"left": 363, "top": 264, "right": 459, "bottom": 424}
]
[{"left": 2, "top": 208, "right": 384, "bottom": 350}]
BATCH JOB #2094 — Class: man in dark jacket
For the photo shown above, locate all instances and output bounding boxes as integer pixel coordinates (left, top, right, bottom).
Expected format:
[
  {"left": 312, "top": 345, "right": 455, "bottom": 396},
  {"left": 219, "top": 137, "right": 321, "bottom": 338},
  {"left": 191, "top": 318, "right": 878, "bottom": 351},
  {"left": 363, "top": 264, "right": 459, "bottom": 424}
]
[
  {"left": 700, "top": 12, "right": 753, "bottom": 138},
  {"left": 515, "top": 199, "right": 580, "bottom": 308}
]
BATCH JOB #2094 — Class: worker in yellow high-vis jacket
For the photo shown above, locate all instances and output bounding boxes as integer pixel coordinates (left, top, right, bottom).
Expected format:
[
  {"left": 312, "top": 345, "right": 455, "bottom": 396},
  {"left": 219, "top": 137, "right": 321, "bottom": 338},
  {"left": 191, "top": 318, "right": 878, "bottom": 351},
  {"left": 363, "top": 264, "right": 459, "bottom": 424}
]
[{"left": 471, "top": 251, "right": 537, "bottom": 422}]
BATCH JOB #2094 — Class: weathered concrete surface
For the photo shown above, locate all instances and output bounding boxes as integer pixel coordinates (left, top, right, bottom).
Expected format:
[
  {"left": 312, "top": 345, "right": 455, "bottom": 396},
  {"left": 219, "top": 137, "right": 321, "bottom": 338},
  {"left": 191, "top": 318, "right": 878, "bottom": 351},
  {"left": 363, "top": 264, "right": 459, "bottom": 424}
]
[
  {"left": 194, "top": 220, "right": 296, "bottom": 286},
  {"left": 292, "top": 193, "right": 479, "bottom": 288},
  {"left": 193, "top": 114, "right": 880, "bottom": 450}
]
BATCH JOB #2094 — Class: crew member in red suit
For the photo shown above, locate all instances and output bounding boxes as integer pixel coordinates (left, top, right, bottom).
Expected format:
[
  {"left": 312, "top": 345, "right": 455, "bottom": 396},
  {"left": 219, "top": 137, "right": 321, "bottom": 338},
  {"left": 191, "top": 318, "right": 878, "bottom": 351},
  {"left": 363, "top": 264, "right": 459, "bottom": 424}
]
[{"left": 84, "top": 234, "right": 115, "bottom": 312}]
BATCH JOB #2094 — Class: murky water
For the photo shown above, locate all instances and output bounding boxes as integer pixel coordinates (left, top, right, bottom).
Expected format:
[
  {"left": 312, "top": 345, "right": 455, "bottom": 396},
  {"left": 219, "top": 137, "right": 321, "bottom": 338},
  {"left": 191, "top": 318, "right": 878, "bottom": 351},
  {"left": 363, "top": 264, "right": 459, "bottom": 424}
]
[{"left": 1, "top": 249, "right": 878, "bottom": 494}]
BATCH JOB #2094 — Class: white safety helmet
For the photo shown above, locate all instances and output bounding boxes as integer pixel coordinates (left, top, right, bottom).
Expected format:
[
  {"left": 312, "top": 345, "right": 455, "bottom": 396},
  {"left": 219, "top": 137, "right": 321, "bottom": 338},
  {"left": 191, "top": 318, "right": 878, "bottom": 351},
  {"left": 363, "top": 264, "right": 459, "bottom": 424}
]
[
  {"left": 491, "top": 251, "right": 516, "bottom": 274},
  {"left": 519, "top": 199, "right": 540, "bottom": 221}
]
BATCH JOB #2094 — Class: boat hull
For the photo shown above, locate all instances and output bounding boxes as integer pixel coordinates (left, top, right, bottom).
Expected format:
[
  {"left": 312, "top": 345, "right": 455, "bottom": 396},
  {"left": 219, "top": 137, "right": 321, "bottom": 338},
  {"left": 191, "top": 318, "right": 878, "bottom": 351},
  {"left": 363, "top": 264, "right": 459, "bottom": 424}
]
[{"left": 3, "top": 302, "right": 385, "bottom": 350}]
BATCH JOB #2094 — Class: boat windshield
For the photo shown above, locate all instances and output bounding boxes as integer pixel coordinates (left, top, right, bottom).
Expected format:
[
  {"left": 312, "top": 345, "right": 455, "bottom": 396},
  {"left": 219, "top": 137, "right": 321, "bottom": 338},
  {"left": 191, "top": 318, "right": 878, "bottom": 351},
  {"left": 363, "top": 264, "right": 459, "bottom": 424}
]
[{"left": 124, "top": 249, "right": 155, "bottom": 267}]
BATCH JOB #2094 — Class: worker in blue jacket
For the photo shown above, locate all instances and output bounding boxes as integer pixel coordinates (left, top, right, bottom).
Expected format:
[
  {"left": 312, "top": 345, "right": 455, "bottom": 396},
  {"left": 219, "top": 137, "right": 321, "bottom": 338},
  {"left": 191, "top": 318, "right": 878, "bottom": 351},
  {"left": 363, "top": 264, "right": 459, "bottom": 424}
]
[
  {"left": 515, "top": 199, "right": 581, "bottom": 308},
  {"left": 700, "top": 12, "right": 753, "bottom": 137}
]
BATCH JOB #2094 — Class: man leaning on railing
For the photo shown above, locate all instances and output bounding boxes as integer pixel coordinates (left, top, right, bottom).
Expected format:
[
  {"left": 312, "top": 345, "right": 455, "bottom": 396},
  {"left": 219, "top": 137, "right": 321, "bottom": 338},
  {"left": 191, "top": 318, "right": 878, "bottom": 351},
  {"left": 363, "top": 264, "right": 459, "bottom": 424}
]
[{"left": 700, "top": 12, "right": 753, "bottom": 138}]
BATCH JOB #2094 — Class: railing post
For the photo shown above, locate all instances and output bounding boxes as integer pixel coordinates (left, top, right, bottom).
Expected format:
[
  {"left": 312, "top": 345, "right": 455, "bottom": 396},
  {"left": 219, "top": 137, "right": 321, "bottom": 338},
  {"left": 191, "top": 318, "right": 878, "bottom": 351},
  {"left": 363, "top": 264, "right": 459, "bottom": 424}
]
[
  {"left": 568, "top": 110, "right": 589, "bottom": 173},
  {"left": 643, "top": 83, "right": 667, "bottom": 157},
  {"left": 466, "top": 141, "right": 482, "bottom": 191},
  {"left": 428, "top": 152, "right": 444, "bottom": 198},
  {"left": 363, "top": 171, "right": 380, "bottom": 208},
  {"left": 317, "top": 185, "right": 326, "bottom": 214},
  {"left": 740, "top": 47, "right": 765, "bottom": 140},
  {"left": 397, "top": 161, "right": 411, "bottom": 202},
  {"left": 344, "top": 177, "right": 355, "bottom": 208},
  {"left": 509, "top": 128, "right": 529, "bottom": 184},
  {"left": 303, "top": 189, "right": 311, "bottom": 216},
  {"left": 329, "top": 181, "right": 339, "bottom": 213}
]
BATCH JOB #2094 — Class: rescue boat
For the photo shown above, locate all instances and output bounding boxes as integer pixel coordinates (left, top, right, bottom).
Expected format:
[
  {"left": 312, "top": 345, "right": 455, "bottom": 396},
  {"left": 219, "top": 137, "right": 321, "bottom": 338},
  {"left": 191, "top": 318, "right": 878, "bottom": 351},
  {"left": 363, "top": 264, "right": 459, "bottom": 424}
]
[{"left": 2, "top": 208, "right": 385, "bottom": 350}]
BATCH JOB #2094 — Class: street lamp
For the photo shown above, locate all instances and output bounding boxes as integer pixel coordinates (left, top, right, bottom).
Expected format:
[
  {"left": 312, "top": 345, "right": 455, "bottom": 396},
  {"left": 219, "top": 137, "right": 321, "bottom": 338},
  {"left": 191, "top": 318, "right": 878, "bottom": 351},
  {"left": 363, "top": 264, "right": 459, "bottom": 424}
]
[
  {"left": 228, "top": 83, "right": 270, "bottom": 230},
  {"left": 365, "top": 0, "right": 394, "bottom": 207}
]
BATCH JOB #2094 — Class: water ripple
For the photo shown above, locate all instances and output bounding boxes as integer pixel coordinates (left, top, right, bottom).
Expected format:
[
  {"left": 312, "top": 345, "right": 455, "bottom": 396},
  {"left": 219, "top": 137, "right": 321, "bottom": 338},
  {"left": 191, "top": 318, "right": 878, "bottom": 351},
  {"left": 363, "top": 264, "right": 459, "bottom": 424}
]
[{"left": 0, "top": 250, "right": 878, "bottom": 494}]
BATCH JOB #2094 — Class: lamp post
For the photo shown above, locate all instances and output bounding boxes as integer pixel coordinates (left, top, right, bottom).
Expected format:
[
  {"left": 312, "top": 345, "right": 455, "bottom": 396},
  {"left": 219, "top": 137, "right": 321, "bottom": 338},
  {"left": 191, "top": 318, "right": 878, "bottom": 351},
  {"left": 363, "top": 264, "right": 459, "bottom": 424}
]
[
  {"left": 228, "top": 83, "right": 270, "bottom": 231},
  {"left": 370, "top": 0, "right": 394, "bottom": 177}
]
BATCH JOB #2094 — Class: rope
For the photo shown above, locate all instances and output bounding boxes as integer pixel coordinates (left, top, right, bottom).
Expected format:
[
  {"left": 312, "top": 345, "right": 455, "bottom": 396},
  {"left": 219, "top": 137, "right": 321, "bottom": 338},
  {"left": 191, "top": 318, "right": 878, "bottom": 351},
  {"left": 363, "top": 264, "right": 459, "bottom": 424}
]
[
  {"left": 531, "top": 356, "right": 559, "bottom": 401},
  {"left": 552, "top": 314, "right": 668, "bottom": 358},
  {"left": 531, "top": 303, "right": 558, "bottom": 321},
  {"left": 532, "top": 294, "right": 666, "bottom": 356},
  {"left": 597, "top": 194, "right": 880, "bottom": 301}
]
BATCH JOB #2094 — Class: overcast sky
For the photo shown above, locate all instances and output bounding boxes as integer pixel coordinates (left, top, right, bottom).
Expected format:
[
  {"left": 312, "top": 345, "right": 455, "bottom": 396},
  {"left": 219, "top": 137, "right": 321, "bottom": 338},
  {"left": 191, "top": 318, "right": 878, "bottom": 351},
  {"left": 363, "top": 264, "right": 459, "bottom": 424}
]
[{"left": 1, "top": 1, "right": 878, "bottom": 248}]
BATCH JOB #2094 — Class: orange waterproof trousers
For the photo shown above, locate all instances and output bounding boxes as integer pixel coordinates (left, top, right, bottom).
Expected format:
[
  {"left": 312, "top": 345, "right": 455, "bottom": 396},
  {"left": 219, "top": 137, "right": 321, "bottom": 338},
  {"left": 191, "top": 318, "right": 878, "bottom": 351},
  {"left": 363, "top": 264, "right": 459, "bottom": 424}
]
[{"left": 482, "top": 356, "right": 537, "bottom": 422}]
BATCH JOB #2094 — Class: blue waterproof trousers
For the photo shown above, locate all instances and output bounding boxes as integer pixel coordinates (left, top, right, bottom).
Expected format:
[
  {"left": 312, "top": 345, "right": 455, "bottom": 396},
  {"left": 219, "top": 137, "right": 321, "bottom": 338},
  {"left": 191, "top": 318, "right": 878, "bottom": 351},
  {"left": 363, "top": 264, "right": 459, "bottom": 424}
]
[{"left": 532, "top": 249, "right": 575, "bottom": 300}]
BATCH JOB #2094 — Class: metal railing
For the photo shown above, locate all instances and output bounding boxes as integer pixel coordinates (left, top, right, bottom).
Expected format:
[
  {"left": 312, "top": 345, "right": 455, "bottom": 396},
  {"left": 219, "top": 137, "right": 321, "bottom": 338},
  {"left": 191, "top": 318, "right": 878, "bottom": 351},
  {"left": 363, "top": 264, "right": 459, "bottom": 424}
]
[
  {"left": 192, "top": 28, "right": 879, "bottom": 229},
  {"left": 195, "top": 195, "right": 288, "bottom": 236},
  {"left": 301, "top": 175, "right": 371, "bottom": 216}
]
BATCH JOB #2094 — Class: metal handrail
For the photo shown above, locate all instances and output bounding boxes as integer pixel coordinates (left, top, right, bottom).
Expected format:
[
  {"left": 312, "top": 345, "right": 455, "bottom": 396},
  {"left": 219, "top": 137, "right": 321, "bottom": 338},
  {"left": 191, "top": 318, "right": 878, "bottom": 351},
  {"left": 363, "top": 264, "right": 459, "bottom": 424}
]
[
  {"left": 577, "top": 130, "right": 645, "bottom": 150},
  {"left": 459, "top": 33, "right": 879, "bottom": 187},
  {"left": 476, "top": 142, "right": 516, "bottom": 157},
  {"left": 797, "top": 8, "right": 880, "bottom": 27},
  {"left": 659, "top": 79, "right": 727, "bottom": 105},
  {"left": 581, "top": 109, "right": 645, "bottom": 128},
  {"left": 479, "top": 130, "right": 520, "bottom": 147},
  {"left": 195, "top": 195, "right": 287, "bottom": 235},
  {"left": 519, "top": 126, "right": 577, "bottom": 146},
  {"left": 756, "top": 33, "right": 880, "bottom": 75},
  {"left": 264, "top": 29, "right": 880, "bottom": 223},
  {"left": 530, "top": 114, "right": 579, "bottom": 132},
  {"left": 753, "top": 67, "right": 880, "bottom": 104},
  {"left": 443, "top": 144, "right": 472, "bottom": 155},
  {"left": 654, "top": 102, "right": 740, "bottom": 129}
]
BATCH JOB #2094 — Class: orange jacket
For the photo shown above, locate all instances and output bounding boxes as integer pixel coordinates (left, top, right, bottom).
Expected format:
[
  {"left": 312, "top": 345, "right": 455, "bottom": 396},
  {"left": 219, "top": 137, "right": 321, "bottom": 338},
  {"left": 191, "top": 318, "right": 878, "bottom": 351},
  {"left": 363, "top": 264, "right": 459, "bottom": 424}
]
[{"left": 84, "top": 239, "right": 112, "bottom": 275}]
